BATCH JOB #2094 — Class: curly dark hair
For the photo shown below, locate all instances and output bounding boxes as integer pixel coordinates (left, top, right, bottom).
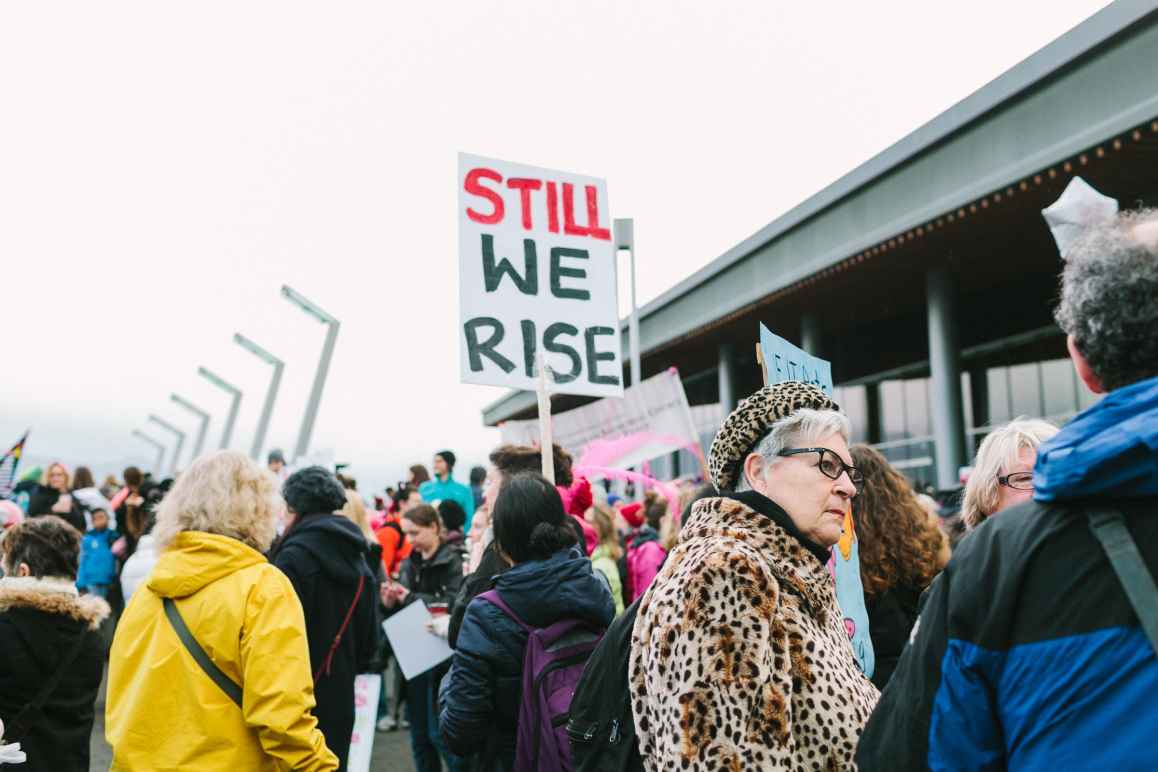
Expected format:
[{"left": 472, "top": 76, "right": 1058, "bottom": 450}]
[
  {"left": 283, "top": 466, "right": 348, "bottom": 516},
  {"left": 1055, "top": 208, "right": 1158, "bottom": 390},
  {"left": 850, "top": 445, "right": 945, "bottom": 599},
  {"left": 2, "top": 515, "right": 82, "bottom": 579}
]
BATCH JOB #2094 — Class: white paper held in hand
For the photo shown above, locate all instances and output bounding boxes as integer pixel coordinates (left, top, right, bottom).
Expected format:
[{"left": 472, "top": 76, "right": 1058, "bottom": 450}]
[{"left": 382, "top": 600, "right": 454, "bottom": 681}]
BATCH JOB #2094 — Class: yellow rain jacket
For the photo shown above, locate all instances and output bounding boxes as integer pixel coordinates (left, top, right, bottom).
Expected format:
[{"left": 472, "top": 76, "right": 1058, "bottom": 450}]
[{"left": 106, "top": 531, "right": 339, "bottom": 771}]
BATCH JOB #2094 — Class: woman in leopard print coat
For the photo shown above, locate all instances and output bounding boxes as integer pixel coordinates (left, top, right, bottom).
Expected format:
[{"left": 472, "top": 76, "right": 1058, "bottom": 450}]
[{"left": 629, "top": 383, "right": 878, "bottom": 771}]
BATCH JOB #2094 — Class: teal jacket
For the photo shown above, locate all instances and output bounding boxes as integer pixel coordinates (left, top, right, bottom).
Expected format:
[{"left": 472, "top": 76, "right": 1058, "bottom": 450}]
[{"left": 419, "top": 475, "right": 476, "bottom": 531}]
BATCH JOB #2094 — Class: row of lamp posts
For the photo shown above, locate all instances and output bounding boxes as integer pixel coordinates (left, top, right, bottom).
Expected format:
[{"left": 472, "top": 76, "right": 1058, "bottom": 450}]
[{"left": 129, "top": 285, "right": 340, "bottom": 476}]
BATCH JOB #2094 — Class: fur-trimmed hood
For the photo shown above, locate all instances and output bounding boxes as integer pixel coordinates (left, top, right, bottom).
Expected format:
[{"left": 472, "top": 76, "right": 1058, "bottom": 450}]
[{"left": 0, "top": 577, "right": 111, "bottom": 630}]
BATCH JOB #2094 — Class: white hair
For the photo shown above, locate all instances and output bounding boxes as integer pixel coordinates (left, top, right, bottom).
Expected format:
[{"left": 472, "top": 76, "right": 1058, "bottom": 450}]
[
  {"left": 962, "top": 417, "right": 1059, "bottom": 529},
  {"left": 736, "top": 409, "right": 851, "bottom": 492},
  {"left": 154, "top": 450, "right": 282, "bottom": 552}
]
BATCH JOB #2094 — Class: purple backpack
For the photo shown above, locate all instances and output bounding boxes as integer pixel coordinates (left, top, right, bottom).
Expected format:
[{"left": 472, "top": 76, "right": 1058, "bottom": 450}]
[{"left": 478, "top": 589, "right": 605, "bottom": 772}]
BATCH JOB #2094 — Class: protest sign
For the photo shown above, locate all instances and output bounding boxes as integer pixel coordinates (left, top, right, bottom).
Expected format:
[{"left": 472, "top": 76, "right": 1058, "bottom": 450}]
[
  {"left": 757, "top": 323, "right": 833, "bottom": 395},
  {"left": 382, "top": 600, "right": 454, "bottom": 681},
  {"left": 829, "top": 508, "right": 875, "bottom": 679},
  {"left": 346, "top": 674, "right": 381, "bottom": 772},
  {"left": 499, "top": 368, "right": 699, "bottom": 470},
  {"left": 458, "top": 153, "right": 623, "bottom": 397}
]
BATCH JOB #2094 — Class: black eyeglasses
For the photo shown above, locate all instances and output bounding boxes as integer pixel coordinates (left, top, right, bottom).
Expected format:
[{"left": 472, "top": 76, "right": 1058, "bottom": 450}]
[
  {"left": 778, "top": 448, "right": 864, "bottom": 486},
  {"left": 997, "top": 472, "right": 1034, "bottom": 491}
]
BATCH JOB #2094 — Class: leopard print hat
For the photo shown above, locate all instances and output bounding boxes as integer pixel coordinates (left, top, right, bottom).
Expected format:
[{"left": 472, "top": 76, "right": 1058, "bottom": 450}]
[{"left": 709, "top": 381, "right": 840, "bottom": 491}]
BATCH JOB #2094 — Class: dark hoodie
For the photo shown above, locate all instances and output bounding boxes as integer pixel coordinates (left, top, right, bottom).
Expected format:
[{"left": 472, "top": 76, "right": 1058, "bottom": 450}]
[
  {"left": 439, "top": 547, "right": 615, "bottom": 770},
  {"left": 272, "top": 513, "right": 380, "bottom": 771}
]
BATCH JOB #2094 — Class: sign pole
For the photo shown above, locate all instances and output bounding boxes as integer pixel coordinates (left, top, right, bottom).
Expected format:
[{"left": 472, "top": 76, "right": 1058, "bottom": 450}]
[{"left": 536, "top": 352, "right": 555, "bottom": 484}]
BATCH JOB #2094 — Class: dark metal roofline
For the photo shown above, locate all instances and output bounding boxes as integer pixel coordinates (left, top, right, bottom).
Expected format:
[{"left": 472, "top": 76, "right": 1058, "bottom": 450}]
[
  {"left": 481, "top": 0, "right": 1157, "bottom": 425},
  {"left": 632, "top": 0, "right": 1156, "bottom": 323}
]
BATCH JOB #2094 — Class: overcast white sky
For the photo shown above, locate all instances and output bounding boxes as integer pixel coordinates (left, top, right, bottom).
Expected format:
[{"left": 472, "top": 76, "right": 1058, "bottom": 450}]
[{"left": 1, "top": 0, "right": 1108, "bottom": 491}]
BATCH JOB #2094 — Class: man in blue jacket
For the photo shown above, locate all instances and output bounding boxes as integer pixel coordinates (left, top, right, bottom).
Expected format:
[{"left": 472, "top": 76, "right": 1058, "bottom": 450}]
[
  {"left": 856, "top": 178, "right": 1158, "bottom": 770},
  {"left": 419, "top": 450, "right": 476, "bottom": 531}
]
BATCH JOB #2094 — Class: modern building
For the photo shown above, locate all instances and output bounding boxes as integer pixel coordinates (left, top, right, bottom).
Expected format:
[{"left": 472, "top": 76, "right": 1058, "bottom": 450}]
[{"left": 482, "top": 1, "right": 1158, "bottom": 491}]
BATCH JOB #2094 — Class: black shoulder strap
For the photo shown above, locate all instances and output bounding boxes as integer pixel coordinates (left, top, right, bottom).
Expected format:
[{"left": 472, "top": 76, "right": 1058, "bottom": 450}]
[
  {"left": 9, "top": 627, "right": 90, "bottom": 736},
  {"left": 162, "top": 596, "right": 244, "bottom": 708},
  {"left": 1088, "top": 507, "right": 1158, "bottom": 657}
]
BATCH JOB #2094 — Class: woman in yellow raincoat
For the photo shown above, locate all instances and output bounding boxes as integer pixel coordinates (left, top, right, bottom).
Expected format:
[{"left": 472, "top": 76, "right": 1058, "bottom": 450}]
[{"left": 106, "top": 451, "right": 338, "bottom": 771}]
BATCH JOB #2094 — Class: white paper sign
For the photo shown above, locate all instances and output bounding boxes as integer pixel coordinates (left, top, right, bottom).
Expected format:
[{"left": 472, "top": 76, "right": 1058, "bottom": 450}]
[
  {"left": 346, "top": 674, "right": 381, "bottom": 772},
  {"left": 499, "top": 368, "right": 699, "bottom": 468},
  {"left": 382, "top": 601, "right": 454, "bottom": 681},
  {"left": 458, "top": 153, "right": 624, "bottom": 397}
]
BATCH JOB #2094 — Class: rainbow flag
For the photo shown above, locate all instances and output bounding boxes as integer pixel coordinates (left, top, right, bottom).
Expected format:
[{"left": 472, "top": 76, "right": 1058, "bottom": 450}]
[{"left": 0, "top": 431, "right": 29, "bottom": 499}]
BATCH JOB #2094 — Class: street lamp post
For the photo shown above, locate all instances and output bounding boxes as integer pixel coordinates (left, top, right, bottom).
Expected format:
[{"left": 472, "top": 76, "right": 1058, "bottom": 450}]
[
  {"left": 614, "top": 218, "right": 641, "bottom": 388},
  {"left": 615, "top": 219, "right": 643, "bottom": 502},
  {"left": 198, "top": 367, "right": 243, "bottom": 450},
  {"left": 171, "top": 394, "right": 211, "bottom": 461},
  {"left": 147, "top": 415, "right": 186, "bottom": 476},
  {"left": 281, "top": 285, "right": 340, "bottom": 463},
  {"left": 234, "top": 333, "right": 285, "bottom": 462},
  {"left": 130, "top": 430, "right": 166, "bottom": 474}
]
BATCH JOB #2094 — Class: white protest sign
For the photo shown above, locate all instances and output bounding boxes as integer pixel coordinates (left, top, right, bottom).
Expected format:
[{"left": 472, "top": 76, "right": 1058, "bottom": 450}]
[
  {"left": 346, "top": 674, "right": 381, "bottom": 772},
  {"left": 382, "top": 601, "right": 454, "bottom": 681},
  {"left": 458, "top": 153, "right": 624, "bottom": 397},
  {"left": 499, "top": 368, "right": 699, "bottom": 469},
  {"left": 758, "top": 323, "right": 833, "bottom": 394}
]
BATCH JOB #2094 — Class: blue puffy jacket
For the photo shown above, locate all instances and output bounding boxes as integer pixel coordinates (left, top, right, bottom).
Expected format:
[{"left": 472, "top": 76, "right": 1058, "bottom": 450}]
[
  {"left": 439, "top": 547, "right": 615, "bottom": 770},
  {"left": 77, "top": 528, "right": 119, "bottom": 588}
]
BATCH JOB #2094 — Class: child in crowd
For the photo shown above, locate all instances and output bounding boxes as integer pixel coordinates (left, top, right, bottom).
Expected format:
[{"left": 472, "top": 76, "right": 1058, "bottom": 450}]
[
  {"left": 625, "top": 498, "right": 668, "bottom": 603},
  {"left": 77, "top": 508, "right": 118, "bottom": 598}
]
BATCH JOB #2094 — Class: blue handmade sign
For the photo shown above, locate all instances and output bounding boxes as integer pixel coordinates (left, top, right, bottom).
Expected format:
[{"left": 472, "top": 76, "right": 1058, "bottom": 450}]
[{"left": 758, "top": 323, "right": 833, "bottom": 395}]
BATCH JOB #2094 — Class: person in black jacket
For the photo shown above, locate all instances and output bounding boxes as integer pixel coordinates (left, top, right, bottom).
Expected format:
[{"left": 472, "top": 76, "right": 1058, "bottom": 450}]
[
  {"left": 849, "top": 444, "right": 949, "bottom": 689},
  {"left": 439, "top": 473, "right": 615, "bottom": 771},
  {"left": 26, "top": 463, "right": 86, "bottom": 534},
  {"left": 383, "top": 503, "right": 465, "bottom": 772},
  {"left": 272, "top": 467, "right": 379, "bottom": 771},
  {"left": 448, "top": 442, "right": 573, "bottom": 649},
  {"left": 0, "top": 515, "right": 110, "bottom": 772},
  {"left": 857, "top": 179, "right": 1158, "bottom": 769}
]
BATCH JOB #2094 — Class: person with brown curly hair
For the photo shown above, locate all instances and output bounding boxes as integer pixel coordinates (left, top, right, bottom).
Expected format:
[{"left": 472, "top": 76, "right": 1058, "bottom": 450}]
[{"left": 850, "top": 444, "right": 949, "bottom": 689}]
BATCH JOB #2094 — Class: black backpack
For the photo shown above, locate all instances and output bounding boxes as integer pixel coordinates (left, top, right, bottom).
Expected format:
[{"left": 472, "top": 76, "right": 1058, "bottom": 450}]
[{"left": 566, "top": 597, "right": 644, "bottom": 772}]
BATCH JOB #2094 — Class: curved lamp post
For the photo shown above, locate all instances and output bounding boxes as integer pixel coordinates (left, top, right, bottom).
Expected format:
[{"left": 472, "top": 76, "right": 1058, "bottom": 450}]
[
  {"left": 198, "top": 367, "right": 242, "bottom": 450},
  {"left": 234, "top": 333, "right": 284, "bottom": 462},
  {"left": 147, "top": 414, "right": 186, "bottom": 477},
  {"left": 130, "top": 429, "right": 166, "bottom": 474},
  {"left": 282, "top": 285, "right": 340, "bottom": 463},
  {"left": 171, "top": 394, "right": 210, "bottom": 461}
]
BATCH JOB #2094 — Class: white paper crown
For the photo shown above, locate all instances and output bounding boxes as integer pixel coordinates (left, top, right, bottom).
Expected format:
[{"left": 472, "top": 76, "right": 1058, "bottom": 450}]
[{"left": 1041, "top": 176, "right": 1118, "bottom": 258}]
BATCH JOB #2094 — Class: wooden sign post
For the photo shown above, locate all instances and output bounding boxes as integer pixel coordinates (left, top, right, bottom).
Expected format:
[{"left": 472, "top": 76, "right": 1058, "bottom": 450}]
[{"left": 536, "top": 351, "right": 555, "bottom": 484}]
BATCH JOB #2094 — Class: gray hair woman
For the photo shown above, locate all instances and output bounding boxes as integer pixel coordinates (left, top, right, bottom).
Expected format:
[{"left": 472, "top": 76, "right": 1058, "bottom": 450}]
[
  {"left": 962, "top": 418, "right": 1059, "bottom": 529},
  {"left": 630, "top": 382, "right": 878, "bottom": 771}
]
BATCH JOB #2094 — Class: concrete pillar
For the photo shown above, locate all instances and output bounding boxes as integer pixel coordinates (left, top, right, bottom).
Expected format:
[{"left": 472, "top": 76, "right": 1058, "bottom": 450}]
[
  {"left": 865, "top": 382, "right": 883, "bottom": 445},
  {"left": 926, "top": 269, "right": 967, "bottom": 489},
  {"left": 801, "top": 314, "right": 823, "bottom": 357},
  {"left": 718, "top": 342, "right": 737, "bottom": 414}
]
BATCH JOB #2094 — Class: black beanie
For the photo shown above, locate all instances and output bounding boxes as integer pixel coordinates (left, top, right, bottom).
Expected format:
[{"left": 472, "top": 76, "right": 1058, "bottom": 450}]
[
  {"left": 436, "top": 450, "right": 456, "bottom": 469},
  {"left": 283, "top": 466, "right": 347, "bottom": 516}
]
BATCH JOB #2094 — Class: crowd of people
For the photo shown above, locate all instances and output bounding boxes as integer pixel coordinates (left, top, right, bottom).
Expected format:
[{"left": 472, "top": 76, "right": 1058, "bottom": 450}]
[{"left": 0, "top": 183, "right": 1153, "bottom": 770}]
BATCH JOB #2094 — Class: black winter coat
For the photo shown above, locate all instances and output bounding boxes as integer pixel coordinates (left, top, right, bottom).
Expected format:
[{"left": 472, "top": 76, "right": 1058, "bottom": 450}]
[
  {"left": 439, "top": 548, "right": 615, "bottom": 771},
  {"left": 26, "top": 486, "right": 86, "bottom": 534},
  {"left": 865, "top": 582, "right": 922, "bottom": 689},
  {"left": 272, "top": 514, "right": 380, "bottom": 771},
  {"left": 448, "top": 540, "right": 507, "bottom": 649},
  {"left": 0, "top": 579, "right": 109, "bottom": 772},
  {"left": 396, "top": 540, "right": 465, "bottom": 610}
]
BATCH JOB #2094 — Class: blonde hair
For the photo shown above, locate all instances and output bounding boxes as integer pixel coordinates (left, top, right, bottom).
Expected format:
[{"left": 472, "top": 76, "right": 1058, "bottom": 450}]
[
  {"left": 590, "top": 505, "right": 622, "bottom": 561},
  {"left": 963, "top": 418, "right": 1059, "bottom": 529},
  {"left": 154, "top": 450, "right": 281, "bottom": 552},
  {"left": 340, "top": 490, "right": 376, "bottom": 542},
  {"left": 41, "top": 462, "right": 71, "bottom": 489}
]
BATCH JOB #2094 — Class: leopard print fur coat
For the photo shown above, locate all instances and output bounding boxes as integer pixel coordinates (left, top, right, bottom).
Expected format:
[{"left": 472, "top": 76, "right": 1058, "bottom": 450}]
[{"left": 629, "top": 494, "right": 879, "bottom": 771}]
